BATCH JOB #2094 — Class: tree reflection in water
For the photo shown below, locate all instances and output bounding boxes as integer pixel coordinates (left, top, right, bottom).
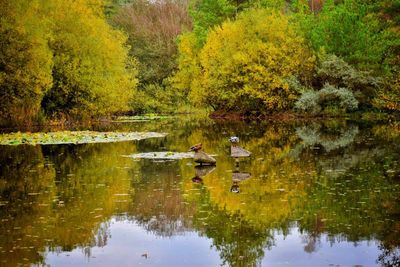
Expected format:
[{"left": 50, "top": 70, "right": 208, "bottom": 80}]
[{"left": 0, "top": 118, "right": 399, "bottom": 266}]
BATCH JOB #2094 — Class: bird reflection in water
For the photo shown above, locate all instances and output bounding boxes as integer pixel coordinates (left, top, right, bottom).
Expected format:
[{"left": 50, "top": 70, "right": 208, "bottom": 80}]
[
  {"left": 229, "top": 136, "right": 251, "bottom": 193},
  {"left": 230, "top": 167, "right": 251, "bottom": 193},
  {"left": 191, "top": 165, "right": 216, "bottom": 184}
]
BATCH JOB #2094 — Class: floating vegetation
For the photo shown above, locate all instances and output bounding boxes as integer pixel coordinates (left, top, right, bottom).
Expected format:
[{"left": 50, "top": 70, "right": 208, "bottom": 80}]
[
  {"left": 113, "top": 115, "right": 172, "bottom": 123},
  {"left": 124, "top": 151, "right": 195, "bottom": 160},
  {"left": 0, "top": 131, "right": 167, "bottom": 145}
]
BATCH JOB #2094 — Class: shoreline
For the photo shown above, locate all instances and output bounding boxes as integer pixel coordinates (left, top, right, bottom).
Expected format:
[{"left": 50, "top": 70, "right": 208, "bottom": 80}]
[
  {"left": 208, "top": 110, "right": 400, "bottom": 122},
  {"left": 0, "top": 111, "right": 399, "bottom": 133}
]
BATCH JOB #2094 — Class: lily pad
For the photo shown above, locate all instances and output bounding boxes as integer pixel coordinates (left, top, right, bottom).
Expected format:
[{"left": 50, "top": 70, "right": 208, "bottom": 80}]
[
  {"left": 0, "top": 131, "right": 167, "bottom": 145},
  {"left": 124, "top": 152, "right": 195, "bottom": 160},
  {"left": 113, "top": 115, "right": 172, "bottom": 122}
]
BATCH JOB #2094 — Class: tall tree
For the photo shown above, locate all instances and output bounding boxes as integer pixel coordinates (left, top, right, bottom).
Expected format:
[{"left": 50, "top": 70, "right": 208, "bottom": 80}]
[{"left": 0, "top": 0, "right": 53, "bottom": 125}]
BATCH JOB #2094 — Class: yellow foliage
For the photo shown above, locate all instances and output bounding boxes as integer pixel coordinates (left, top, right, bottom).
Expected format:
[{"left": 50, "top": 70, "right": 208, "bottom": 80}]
[
  {"left": 0, "top": 0, "right": 138, "bottom": 125},
  {"left": 178, "top": 123, "right": 313, "bottom": 229},
  {"left": 187, "top": 9, "right": 315, "bottom": 112},
  {"left": 170, "top": 32, "right": 202, "bottom": 99},
  {"left": 0, "top": 0, "right": 53, "bottom": 124},
  {"left": 373, "top": 74, "right": 400, "bottom": 112},
  {"left": 44, "top": 0, "right": 138, "bottom": 117}
]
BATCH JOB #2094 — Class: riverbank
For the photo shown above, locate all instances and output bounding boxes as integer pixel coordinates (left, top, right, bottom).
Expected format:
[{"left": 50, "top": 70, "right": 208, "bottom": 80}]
[
  {"left": 1, "top": 110, "right": 399, "bottom": 134},
  {"left": 209, "top": 110, "right": 400, "bottom": 122}
]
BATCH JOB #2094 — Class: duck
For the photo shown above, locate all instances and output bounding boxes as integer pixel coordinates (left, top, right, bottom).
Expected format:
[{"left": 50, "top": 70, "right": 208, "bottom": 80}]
[
  {"left": 229, "top": 136, "right": 251, "bottom": 158},
  {"left": 190, "top": 143, "right": 216, "bottom": 165}
]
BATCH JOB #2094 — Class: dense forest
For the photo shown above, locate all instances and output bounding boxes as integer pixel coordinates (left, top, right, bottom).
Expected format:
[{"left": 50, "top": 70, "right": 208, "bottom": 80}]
[{"left": 0, "top": 0, "right": 399, "bottom": 125}]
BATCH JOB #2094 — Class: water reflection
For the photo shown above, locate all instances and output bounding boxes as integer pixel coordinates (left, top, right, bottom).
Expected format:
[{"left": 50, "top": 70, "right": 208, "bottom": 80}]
[
  {"left": 0, "top": 118, "right": 399, "bottom": 266},
  {"left": 231, "top": 166, "right": 251, "bottom": 194},
  {"left": 191, "top": 165, "right": 215, "bottom": 184}
]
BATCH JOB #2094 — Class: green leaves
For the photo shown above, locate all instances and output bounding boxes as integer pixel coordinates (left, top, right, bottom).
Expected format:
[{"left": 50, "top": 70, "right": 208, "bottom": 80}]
[{"left": 298, "top": 0, "right": 395, "bottom": 72}]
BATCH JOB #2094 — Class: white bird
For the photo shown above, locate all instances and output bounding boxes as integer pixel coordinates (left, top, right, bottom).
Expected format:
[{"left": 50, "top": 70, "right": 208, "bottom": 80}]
[{"left": 229, "top": 136, "right": 251, "bottom": 158}]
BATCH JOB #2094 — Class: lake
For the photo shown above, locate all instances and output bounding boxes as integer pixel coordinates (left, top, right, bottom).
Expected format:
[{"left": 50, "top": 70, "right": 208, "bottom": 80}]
[{"left": 0, "top": 116, "right": 399, "bottom": 266}]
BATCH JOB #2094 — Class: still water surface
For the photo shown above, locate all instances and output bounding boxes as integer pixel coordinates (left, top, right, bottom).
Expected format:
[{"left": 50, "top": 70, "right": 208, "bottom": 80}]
[{"left": 0, "top": 116, "right": 399, "bottom": 266}]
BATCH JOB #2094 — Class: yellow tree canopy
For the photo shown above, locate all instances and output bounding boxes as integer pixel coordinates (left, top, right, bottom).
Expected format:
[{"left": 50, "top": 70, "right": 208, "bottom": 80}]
[{"left": 192, "top": 9, "right": 315, "bottom": 112}]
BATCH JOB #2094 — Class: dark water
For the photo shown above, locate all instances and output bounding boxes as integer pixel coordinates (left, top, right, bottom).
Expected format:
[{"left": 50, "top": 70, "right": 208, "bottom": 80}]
[{"left": 0, "top": 116, "right": 399, "bottom": 267}]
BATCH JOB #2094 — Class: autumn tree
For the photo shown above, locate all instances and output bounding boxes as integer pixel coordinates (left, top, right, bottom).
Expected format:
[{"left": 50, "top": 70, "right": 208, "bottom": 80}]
[
  {"left": 42, "top": 0, "right": 137, "bottom": 119},
  {"left": 113, "top": 0, "right": 191, "bottom": 86},
  {"left": 0, "top": 0, "right": 138, "bottom": 125},
  {"left": 0, "top": 0, "right": 53, "bottom": 125},
  {"left": 191, "top": 9, "right": 314, "bottom": 112},
  {"left": 112, "top": 0, "right": 191, "bottom": 113}
]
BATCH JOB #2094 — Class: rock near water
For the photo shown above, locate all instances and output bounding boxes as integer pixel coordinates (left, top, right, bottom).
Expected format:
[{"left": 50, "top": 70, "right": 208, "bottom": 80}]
[{"left": 194, "top": 151, "right": 216, "bottom": 165}]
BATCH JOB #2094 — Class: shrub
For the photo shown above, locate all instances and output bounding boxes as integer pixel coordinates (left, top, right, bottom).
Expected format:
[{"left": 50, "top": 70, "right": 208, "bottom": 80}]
[
  {"left": 294, "top": 91, "right": 321, "bottom": 114},
  {"left": 190, "top": 9, "right": 315, "bottom": 112},
  {"left": 295, "top": 83, "right": 358, "bottom": 115},
  {"left": 130, "top": 83, "right": 179, "bottom": 114},
  {"left": 373, "top": 74, "right": 400, "bottom": 112},
  {"left": 314, "top": 53, "right": 382, "bottom": 109},
  {"left": 316, "top": 54, "right": 382, "bottom": 90},
  {"left": 319, "top": 84, "right": 359, "bottom": 111}
]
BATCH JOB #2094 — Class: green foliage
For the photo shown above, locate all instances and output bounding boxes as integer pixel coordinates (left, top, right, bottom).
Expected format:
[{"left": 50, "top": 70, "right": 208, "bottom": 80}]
[
  {"left": 297, "top": 0, "right": 396, "bottom": 71},
  {"left": 295, "top": 83, "right": 358, "bottom": 115},
  {"left": 189, "top": 9, "right": 314, "bottom": 112},
  {"left": 189, "top": 0, "right": 236, "bottom": 46},
  {"left": 170, "top": 0, "right": 399, "bottom": 114},
  {"left": 170, "top": 32, "right": 202, "bottom": 98},
  {"left": 315, "top": 53, "right": 381, "bottom": 108},
  {"left": 2, "top": 0, "right": 399, "bottom": 120},
  {"left": 130, "top": 83, "right": 182, "bottom": 114},
  {"left": 316, "top": 54, "right": 381, "bottom": 90},
  {"left": 104, "top": 0, "right": 132, "bottom": 17},
  {"left": 254, "top": 0, "right": 287, "bottom": 9}
]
